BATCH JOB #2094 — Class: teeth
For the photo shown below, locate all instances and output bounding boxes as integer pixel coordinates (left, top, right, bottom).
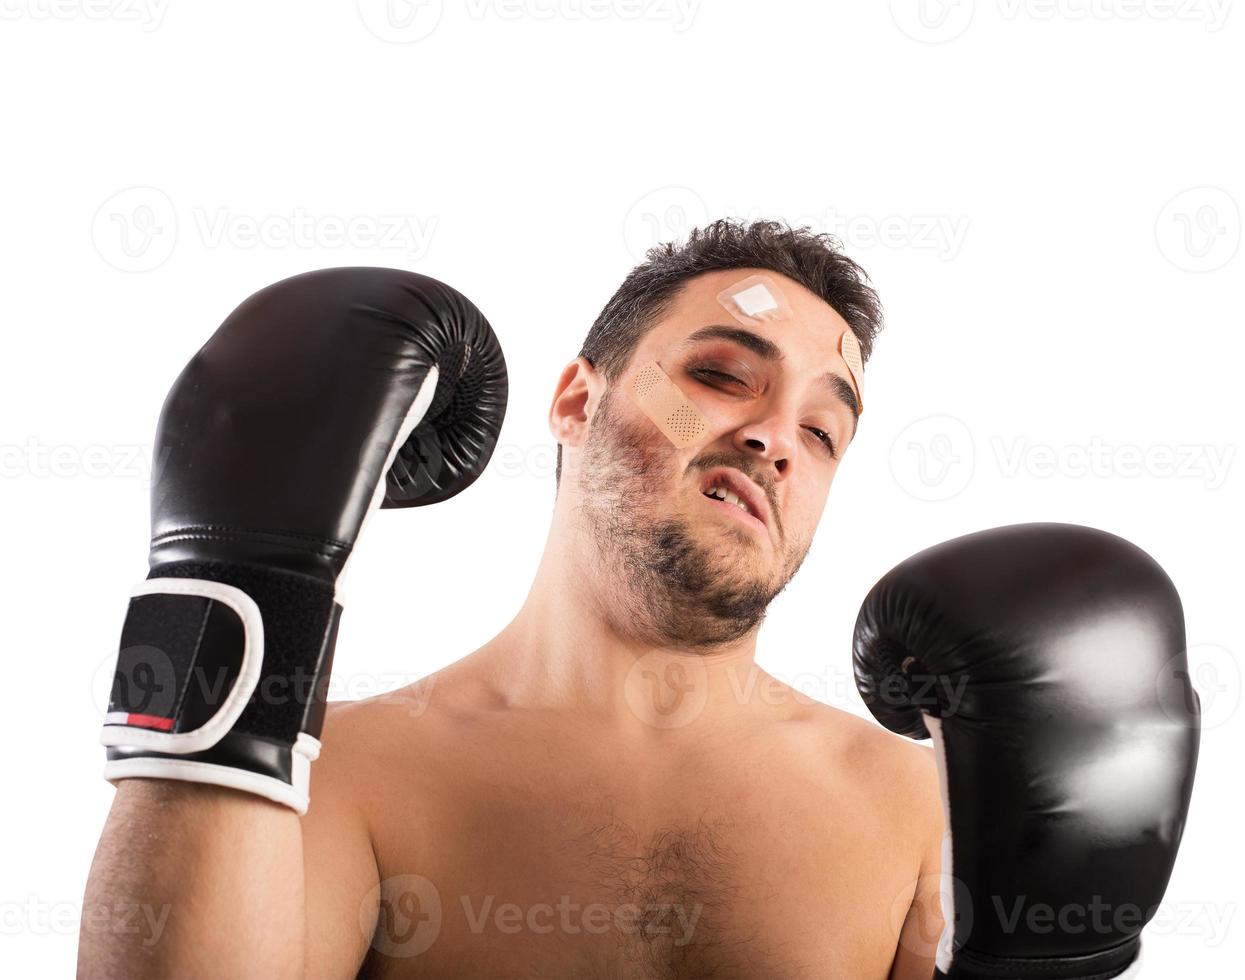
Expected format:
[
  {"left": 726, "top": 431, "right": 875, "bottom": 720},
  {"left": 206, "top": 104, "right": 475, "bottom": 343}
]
[{"left": 704, "top": 484, "right": 750, "bottom": 514}]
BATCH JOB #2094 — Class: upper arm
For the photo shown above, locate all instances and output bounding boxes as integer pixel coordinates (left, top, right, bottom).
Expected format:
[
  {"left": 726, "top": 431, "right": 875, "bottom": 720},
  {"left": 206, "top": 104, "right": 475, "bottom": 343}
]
[
  {"left": 301, "top": 702, "right": 383, "bottom": 980},
  {"left": 887, "top": 743, "right": 946, "bottom": 980}
]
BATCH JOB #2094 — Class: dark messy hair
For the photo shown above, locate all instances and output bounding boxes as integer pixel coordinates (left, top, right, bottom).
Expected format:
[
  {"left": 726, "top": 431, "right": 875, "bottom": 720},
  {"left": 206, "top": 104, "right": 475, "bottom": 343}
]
[{"left": 555, "top": 217, "right": 884, "bottom": 489}]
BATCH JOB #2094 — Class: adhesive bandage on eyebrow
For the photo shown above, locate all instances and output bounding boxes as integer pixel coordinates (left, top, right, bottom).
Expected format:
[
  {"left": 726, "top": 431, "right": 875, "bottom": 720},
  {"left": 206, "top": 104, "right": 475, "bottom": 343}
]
[
  {"left": 719, "top": 272, "right": 866, "bottom": 414},
  {"left": 839, "top": 329, "right": 865, "bottom": 413},
  {"left": 629, "top": 361, "right": 709, "bottom": 449},
  {"left": 715, "top": 273, "right": 793, "bottom": 327}
]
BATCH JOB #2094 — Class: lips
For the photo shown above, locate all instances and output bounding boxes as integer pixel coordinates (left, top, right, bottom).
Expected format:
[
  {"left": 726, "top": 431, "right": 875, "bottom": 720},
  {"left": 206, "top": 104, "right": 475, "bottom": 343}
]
[{"left": 697, "top": 467, "right": 770, "bottom": 532}]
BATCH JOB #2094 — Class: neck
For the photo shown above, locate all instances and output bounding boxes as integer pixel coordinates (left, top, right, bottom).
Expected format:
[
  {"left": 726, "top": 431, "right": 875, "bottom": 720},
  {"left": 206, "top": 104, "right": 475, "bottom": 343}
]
[{"left": 471, "top": 498, "right": 783, "bottom": 734}]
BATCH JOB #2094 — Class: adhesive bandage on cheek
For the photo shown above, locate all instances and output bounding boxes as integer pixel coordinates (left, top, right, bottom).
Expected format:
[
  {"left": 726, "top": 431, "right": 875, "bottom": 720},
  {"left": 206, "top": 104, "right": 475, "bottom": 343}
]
[
  {"left": 715, "top": 273, "right": 793, "bottom": 327},
  {"left": 839, "top": 329, "right": 865, "bottom": 413},
  {"left": 629, "top": 361, "right": 710, "bottom": 449}
]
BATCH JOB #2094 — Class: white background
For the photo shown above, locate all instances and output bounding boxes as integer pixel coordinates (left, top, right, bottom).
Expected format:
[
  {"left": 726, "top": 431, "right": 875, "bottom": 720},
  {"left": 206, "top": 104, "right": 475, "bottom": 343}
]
[{"left": 1, "top": 1, "right": 1241, "bottom": 975}]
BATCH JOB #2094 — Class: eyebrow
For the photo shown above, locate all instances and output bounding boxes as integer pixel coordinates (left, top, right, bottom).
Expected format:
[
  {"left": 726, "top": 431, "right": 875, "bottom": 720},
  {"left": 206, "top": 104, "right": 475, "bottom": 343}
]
[{"left": 676, "top": 324, "right": 861, "bottom": 438}]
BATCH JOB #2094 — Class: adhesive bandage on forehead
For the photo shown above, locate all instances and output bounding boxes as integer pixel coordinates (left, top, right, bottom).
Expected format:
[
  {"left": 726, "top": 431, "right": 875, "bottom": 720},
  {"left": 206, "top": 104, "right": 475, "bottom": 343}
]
[
  {"left": 629, "top": 361, "right": 709, "bottom": 449},
  {"left": 715, "top": 273, "right": 793, "bottom": 327},
  {"left": 718, "top": 272, "right": 866, "bottom": 414}
]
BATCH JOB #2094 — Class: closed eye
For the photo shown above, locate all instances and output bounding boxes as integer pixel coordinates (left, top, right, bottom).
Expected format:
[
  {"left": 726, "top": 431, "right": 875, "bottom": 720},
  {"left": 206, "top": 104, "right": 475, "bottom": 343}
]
[
  {"left": 693, "top": 370, "right": 839, "bottom": 460},
  {"left": 692, "top": 369, "right": 746, "bottom": 387}
]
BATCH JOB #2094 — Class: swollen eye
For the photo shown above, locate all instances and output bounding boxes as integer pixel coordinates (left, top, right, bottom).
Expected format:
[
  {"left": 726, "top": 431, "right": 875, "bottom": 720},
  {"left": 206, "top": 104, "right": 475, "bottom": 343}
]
[{"left": 693, "top": 368, "right": 748, "bottom": 388}]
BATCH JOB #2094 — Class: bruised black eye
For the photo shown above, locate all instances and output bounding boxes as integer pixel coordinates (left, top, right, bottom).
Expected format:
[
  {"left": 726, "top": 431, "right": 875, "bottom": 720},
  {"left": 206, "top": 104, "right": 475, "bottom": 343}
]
[
  {"left": 692, "top": 369, "right": 746, "bottom": 388},
  {"left": 693, "top": 367, "right": 839, "bottom": 459}
]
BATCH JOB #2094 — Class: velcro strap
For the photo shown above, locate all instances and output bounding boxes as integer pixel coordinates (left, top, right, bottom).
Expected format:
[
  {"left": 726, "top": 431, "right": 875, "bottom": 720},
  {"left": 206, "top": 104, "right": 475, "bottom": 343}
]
[
  {"left": 102, "top": 561, "right": 340, "bottom": 756},
  {"left": 102, "top": 578, "right": 262, "bottom": 754}
]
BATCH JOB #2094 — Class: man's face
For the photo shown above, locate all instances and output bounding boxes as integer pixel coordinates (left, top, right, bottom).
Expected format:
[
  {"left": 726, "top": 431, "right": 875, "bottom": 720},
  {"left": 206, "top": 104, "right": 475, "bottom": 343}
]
[{"left": 571, "top": 268, "right": 862, "bottom": 650}]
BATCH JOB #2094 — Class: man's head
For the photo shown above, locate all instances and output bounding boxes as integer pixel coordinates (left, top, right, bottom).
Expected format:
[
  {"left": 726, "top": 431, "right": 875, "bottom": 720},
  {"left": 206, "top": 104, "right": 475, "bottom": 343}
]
[{"left": 547, "top": 218, "right": 882, "bottom": 651}]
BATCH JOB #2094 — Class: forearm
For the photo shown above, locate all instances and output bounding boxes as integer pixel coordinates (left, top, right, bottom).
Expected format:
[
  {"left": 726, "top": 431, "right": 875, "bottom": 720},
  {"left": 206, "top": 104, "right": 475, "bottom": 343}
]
[{"left": 79, "top": 780, "right": 306, "bottom": 979}]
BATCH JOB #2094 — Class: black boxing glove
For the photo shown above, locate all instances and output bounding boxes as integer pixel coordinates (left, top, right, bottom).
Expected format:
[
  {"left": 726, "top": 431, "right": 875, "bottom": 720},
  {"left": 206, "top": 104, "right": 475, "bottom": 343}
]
[
  {"left": 101, "top": 267, "right": 507, "bottom": 814},
  {"left": 853, "top": 523, "right": 1199, "bottom": 979}
]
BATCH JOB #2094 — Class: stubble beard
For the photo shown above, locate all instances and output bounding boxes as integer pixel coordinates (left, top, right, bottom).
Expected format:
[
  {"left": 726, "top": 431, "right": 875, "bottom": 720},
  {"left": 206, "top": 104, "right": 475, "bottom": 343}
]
[{"left": 573, "top": 384, "right": 808, "bottom": 651}]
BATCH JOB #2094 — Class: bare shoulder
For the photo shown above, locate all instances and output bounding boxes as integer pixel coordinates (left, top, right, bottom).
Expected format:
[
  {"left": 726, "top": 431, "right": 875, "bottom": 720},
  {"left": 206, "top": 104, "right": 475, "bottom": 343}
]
[
  {"left": 318, "top": 667, "right": 463, "bottom": 773},
  {"left": 302, "top": 666, "right": 493, "bottom": 978},
  {"left": 314, "top": 656, "right": 495, "bottom": 799},
  {"left": 786, "top": 697, "right": 942, "bottom": 834},
  {"left": 302, "top": 675, "right": 470, "bottom": 978}
]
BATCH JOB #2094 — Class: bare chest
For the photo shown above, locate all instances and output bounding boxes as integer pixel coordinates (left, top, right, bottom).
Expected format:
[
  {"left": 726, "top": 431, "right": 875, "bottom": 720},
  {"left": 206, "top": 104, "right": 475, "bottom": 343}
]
[{"left": 360, "top": 755, "right": 915, "bottom": 979}]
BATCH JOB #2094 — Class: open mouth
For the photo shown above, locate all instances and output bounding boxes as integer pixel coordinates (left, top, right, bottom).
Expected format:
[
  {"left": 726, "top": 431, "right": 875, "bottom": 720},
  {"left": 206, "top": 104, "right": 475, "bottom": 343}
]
[
  {"left": 702, "top": 483, "right": 753, "bottom": 516},
  {"left": 698, "top": 469, "right": 769, "bottom": 538}
]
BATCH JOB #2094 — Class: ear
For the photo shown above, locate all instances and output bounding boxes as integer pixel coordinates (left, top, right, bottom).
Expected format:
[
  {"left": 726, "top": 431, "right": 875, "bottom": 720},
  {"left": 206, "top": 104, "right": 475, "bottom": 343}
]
[{"left": 548, "top": 356, "right": 603, "bottom": 448}]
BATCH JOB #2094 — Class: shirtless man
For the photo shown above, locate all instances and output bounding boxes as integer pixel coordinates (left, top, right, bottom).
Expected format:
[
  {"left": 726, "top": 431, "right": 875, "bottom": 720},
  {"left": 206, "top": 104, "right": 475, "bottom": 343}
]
[{"left": 80, "top": 221, "right": 946, "bottom": 978}]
